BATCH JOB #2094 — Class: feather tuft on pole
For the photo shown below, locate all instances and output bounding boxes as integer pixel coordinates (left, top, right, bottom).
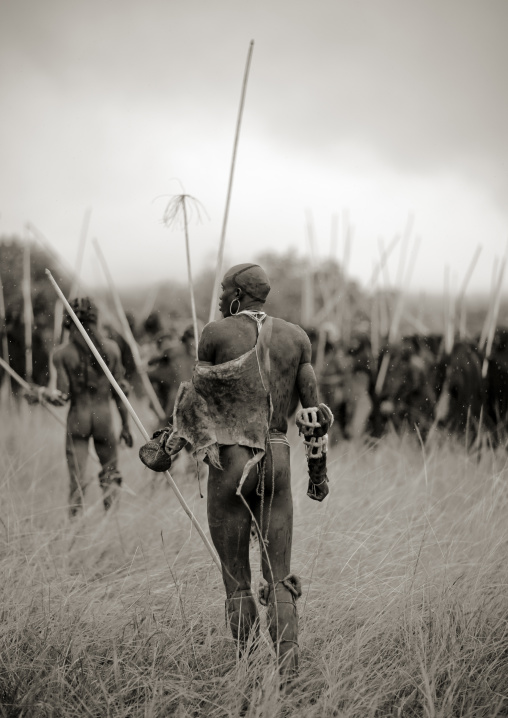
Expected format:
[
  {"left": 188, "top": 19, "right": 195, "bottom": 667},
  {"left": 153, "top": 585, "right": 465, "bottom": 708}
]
[{"left": 162, "top": 193, "right": 207, "bottom": 348}]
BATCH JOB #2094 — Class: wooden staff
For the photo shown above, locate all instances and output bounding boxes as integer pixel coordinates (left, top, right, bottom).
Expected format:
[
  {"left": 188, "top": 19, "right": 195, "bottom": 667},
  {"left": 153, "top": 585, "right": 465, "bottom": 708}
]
[
  {"left": 92, "top": 239, "right": 167, "bottom": 423},
  {"left": 314, "top": 215, "right": 359, "bottom": 327},
  {"left": 22, "top": 241, "right": 33, "bottom": 381},
  {"left": 479, "top": 259, "right": 499, "bottom": 350},
  {"left": 69, "top": 207, "right": 92, "bottom": 298},
  {"left": 369, "top": 234, "right": 401, "bottom": 288},
  {"left": 482, "top": 252, "right": 507, "bottom": 378},
  {"left": 339, "top": 211, "right": 353, "bottom": 342},
  {"left": 162, "top": 194, "right": 203, "bottom": 348},
  {"left": 0, "top": 270, "right": 11, "bottom": 405},
  {"left": 52, "top": 210, "right": 90, "bottom": 346},
  {"left": 46, "top": 270, "right": 220, "bottom": 569},
  {"left": 0, "top": 355, "right": 64, "bottom": 423},
  {"left": 375, "top": 234, "right": 421, "bottom": 396},
  {"left": 27, "top": 222, "right": 122, "bottom": 338},
  {"left": 457, "top": 244, "right": 482, "bottom": 339},
  {"left": 395, "top": 212, "right": 415, "bottom": 287},
  {"left": 301, "top": 210, "right": 317, "bottom": 325},
  {"left": 370, "top": 289, "right": 380, "bottom": 361},
  {"left": 209, "top": 40, "right": 255, "bottom": 323},
  {"left": 181, "top": 200, "right": 199, "bottom": 347},
  {"left": 329, "top": 213, "right": 339, "bottom": 259}
]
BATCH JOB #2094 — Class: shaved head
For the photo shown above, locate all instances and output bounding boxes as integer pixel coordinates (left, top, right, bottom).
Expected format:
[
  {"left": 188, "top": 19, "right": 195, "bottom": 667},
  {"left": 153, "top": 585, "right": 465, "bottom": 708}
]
[{"left": 223, "top": 263, "right": 271, "bottom": 302}]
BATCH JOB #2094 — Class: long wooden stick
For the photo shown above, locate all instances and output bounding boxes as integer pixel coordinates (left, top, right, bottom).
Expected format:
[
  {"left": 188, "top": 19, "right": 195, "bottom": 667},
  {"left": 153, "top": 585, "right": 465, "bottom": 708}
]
[
  {"left": 482, "top": 251, "right": 507, "bottom": 378},
  {"left": 46, "top": 270, "right": 220, "bottom": 569},
  {"left": 0, "top": 270, "right": 12, "bottom": 406},
  {"left": 209, "top": 40, "right": 255, "bottom": 323},
  {"left": 458, "top": 244, "right": 482, "bottom": 339},
  {"left": 92, "top": 239, "right": 167, "bottom": 423},
  {"left": 0, "top": 355, "right": 65, "bottom": 423},
  {"left": 22, "top": 241, "right": 33, "bottom": 381},
  {"left": 479, "top": 259, "right": 499, "bottom": 350},
  {"left": 0, "top": 270, "right": 9, "bottom": 371},
  {"left": 329, "top": 213, "right": 339, "bottom": 259},
  {"left": 27, "top": 222, "right": 122, "bottom": 335},
  {"left": 181, "top": 200, "right": 200, "bottom": 347},
  {"left": 375, "top": 234, "right": 421, "bottom": 396},
  {"left": 69, "top": 207, "right": 92, "bottom": 298}
]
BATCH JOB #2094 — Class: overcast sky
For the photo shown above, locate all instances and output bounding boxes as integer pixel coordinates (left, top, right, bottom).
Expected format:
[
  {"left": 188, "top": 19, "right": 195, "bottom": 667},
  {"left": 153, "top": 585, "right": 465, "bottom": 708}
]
[{"left": 1, "top": 0, "right": 507, "bottom": 298}]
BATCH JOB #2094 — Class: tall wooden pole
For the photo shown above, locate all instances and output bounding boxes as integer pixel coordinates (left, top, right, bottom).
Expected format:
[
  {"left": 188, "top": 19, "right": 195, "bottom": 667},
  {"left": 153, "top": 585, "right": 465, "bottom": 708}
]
[
  {"left": 209, "top": 41, "right": 255, "bottom": 323},
  {"left": 482, "top": 250, "right": 507, "bottom": 378},
  {"left": 70, "top": 207, "right": 92, "bottom": 298},
  {"left": 92, "top": 239, "right": 167, "bottom": 423},
  {"left": 0, "top": 269, "right": 11, "bottom": 405},
  {"left": 458, "top": 245, "right": 482, "bottom": 339},
  {"left": 181, "top": 200, "right": 200, "bottom": 348},
  {"left": 22, "top": 241, "right": 33, "bottom": 381}
]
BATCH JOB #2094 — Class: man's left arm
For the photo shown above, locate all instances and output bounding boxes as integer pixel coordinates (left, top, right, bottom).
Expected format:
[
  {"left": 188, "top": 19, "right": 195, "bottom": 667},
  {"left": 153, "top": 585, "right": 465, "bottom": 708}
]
[{"left": 295, "top": 328, "right": 333, "bottom": 502}]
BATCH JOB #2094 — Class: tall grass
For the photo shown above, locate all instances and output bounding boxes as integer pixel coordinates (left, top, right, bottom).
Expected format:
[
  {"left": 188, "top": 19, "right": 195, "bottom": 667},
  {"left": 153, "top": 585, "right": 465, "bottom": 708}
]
[{"left": 1, "top": 404, "right": 507, "bottom": 716}]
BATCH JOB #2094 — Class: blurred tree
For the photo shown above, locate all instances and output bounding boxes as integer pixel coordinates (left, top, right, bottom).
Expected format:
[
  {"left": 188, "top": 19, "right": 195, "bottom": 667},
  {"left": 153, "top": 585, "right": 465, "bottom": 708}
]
[{"left": 0, "top": 235, "right": 71, "bottom": 386}]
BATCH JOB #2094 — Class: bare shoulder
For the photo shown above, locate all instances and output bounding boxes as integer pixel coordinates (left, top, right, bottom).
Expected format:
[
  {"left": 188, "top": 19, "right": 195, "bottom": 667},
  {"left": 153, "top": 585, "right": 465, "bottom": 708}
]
[
  {"left": 271, "top": 318, "right": 311, "bottom": 361},
  {"left": 52, "top": 343, "right": 73, "bottom": 365},
  {"left": 198, "top": 319, "right": 226, "bottom": 361},
  {"left": 271, "top": 317, "right": 310, "bottom": 345},
  {"left": 102, "top": 336, "right": 122, "bottom": 360}
]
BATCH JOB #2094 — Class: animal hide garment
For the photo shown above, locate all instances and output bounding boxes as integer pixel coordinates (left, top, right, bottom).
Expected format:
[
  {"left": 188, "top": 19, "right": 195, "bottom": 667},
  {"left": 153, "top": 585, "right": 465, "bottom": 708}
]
[{"left": 173, "top": 317, "right": 273, "bottom": 491}]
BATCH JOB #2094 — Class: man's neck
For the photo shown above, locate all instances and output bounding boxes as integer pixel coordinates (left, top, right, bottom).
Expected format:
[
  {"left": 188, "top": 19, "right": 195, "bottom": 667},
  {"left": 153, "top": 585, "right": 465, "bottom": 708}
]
[{"left": 239, "top": 300, "right": 264, "bottom": 313}]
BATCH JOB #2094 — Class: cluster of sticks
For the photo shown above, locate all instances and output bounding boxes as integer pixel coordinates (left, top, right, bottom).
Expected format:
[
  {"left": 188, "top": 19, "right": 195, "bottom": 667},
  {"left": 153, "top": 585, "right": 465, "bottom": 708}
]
[{"left": 304, "top": 207, "right": 505, "bottom": 397}]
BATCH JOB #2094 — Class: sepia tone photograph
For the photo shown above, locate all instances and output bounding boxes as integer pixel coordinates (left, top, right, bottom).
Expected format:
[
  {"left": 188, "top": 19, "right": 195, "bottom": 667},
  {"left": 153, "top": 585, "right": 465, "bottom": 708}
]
[{"left": 1, "top": 1, "right": 507, "bottom": 715}]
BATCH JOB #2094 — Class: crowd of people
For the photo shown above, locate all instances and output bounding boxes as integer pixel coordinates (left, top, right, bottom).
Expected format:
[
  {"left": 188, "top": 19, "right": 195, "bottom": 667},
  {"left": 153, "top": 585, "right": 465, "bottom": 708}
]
[{"left": 310, "top": 326, "right": 508, "bottom": 446}]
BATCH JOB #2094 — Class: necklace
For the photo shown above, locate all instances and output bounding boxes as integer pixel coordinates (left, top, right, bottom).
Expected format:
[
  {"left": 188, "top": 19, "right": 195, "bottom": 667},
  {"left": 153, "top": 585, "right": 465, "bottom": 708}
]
[{"left": 237, "top": 309, "right": 267, "bottom": 334}]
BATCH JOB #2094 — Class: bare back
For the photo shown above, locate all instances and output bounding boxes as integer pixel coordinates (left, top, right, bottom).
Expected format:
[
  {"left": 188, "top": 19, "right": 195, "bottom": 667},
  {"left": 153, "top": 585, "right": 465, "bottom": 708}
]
[
  {"left": 53, "top": 338, "right": 123, "bottom": 406},
  {"left": 198, "top": 314, "right": 318, "bottom": 432}
]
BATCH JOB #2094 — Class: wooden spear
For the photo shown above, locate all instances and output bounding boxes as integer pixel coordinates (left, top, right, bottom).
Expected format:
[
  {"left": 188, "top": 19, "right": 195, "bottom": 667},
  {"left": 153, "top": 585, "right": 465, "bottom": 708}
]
[
  {"left": 92, "top": 239, "right": 167, "bottom": 423},
  {"left": 374, "top": 234, "right": 421, "bottom": 396},
  {"left": 162, "top": 194, "right": 204, "bottom": 348},
  {"left": 209, "top": 40, "right": 255, "bottom": 323},
  {"left": 69, "top": 207, "right": 92, "bottom": 298},
  {"left": 0, "top": 269, "right": 11, "bottom": 405},
  {"left": 27, "top": 222, "right": 122, "bottom": 337},
  {"left": 457, "top": 244, "right": 482, "bottom": 339},
  {"left": 56, "top": 208, "right": 92, "bottom": 346},
  {"left": 22, "top": 240, "right": 33, "bottom": 382},
  {"left": 479, "top": 259, "right": 499, "bottom": 351},
  {"left": 482, "top": 250, "right": 507, "bottom": 378},
  {"left": 329, "top": 213, "right": 339, "bottom": 259},
  {"left": 46, "top": 270, "right": 220, "bottom": 570}
]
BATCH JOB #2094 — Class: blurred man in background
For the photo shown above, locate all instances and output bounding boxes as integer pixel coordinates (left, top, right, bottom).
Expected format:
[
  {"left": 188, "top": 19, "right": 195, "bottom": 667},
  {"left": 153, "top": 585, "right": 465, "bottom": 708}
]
[{"left": 31, "top": 297, "right": 133, "bottom": 516}]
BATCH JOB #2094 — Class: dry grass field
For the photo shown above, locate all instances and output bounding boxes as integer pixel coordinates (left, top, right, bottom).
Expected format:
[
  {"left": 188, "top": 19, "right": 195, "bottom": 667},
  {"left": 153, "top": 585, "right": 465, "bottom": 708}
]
[{"left": 1, "top": 401, "right": 508, "bottom": 717}]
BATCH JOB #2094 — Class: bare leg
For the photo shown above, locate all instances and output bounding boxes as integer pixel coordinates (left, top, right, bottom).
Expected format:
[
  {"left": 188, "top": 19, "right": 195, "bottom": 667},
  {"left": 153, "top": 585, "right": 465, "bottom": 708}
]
[
  {"left": 207, "top": 444, "right": 260, "bottom": 651},
  {"left": 66, "top": 433, "right": 90, "bottom": 517},
  {"left": 253, "top": 443, "right": 299, "bottom": 681},
  {"left": 207, "top": 442, "right": 299, "bottom": 677},
  {"left": 93, "top": 414, "right": 121, "bottom": 511}
]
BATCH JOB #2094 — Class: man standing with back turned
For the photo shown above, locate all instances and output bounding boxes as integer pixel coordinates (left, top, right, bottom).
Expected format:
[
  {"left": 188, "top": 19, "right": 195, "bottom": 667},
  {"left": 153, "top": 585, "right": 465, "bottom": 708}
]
[
  {"left": 40, "top": 298, "right": 133, "bottom": 516},
  {"left": 140, "top": 264, "right": 332, "bottom": 683}
]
